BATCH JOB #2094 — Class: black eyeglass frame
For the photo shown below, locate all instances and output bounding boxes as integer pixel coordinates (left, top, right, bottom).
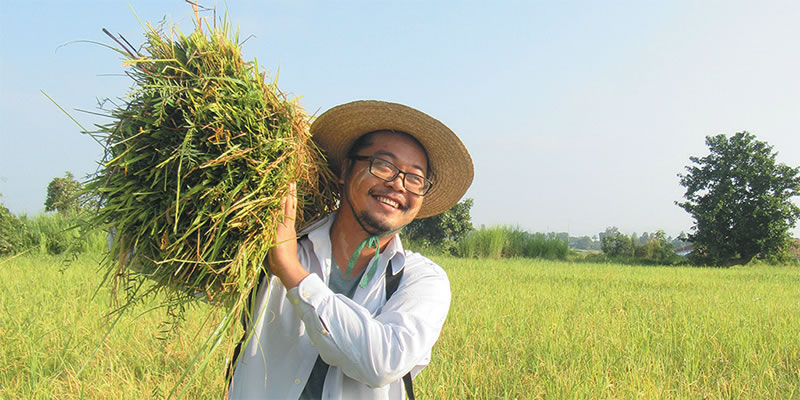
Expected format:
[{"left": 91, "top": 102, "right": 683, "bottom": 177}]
[{"left": 349, "top": 155, "right": 434, "bottom": 196}]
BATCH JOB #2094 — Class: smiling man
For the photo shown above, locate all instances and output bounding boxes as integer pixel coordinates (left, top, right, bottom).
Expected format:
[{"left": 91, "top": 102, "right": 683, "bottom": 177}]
[{"left": 228, "top": 100, "right": 473, "bottom": 400}]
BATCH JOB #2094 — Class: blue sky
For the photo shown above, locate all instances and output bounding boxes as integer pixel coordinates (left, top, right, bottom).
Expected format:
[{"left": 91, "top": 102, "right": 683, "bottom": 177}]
[{"left": 1, "top": 1, "right": 799, "bottom": 238}]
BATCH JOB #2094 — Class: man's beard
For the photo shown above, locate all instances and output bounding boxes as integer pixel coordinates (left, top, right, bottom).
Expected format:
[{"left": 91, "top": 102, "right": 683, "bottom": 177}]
[{"left": 357, "top": 210, "right": 394, "bottom": 235}]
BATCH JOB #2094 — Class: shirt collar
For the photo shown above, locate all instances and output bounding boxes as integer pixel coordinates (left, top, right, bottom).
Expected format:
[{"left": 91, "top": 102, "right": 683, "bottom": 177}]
[
  {"left": 303, "top": 211, "right": 406, "bottom": 276},
  {"left": 382, "top": 231, "right": 406, "bottom": 275}
]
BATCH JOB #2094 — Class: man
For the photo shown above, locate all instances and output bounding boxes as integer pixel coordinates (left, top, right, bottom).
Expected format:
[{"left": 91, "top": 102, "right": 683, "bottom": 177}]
[{"left": 228, "top": 100, "right": 473, "bottom": 399}]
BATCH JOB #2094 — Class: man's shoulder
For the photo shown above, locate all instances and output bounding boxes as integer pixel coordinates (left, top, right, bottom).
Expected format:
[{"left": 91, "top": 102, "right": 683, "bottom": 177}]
[
  {"left": 400, "top": 250, "right": 448, "bottom": 278},
  {"left": 299, "top": 213, "right": 335, "bottom": 237},
  {"left": 297, "top": 213, "right": 336, "bottom": 257}
]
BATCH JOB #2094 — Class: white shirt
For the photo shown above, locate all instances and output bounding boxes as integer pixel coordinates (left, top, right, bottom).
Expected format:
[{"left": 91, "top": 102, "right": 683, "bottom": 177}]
[{"left": 228, "top": 213, "right": 452, "bottom": 399}]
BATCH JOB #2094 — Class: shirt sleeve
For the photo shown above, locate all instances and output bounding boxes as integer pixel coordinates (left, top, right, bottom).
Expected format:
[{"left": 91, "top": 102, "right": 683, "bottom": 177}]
[{"left": 285, "top": 258, "right": 451, "bottom": 388}]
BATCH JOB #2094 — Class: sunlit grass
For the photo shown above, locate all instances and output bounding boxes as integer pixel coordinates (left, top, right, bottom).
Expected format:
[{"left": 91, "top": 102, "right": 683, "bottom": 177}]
[
  {"left": 419, "top": 256, "right": 800, "bottom": 399},
  {"left": 1, "top": 253, "right": 798, "bottom": 399},
  {"left": 0, "top": 253, "right": 228, "bottom": 399}
]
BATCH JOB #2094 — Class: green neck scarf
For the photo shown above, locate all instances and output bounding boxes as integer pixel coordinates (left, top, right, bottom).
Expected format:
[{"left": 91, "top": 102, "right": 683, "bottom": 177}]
[{"left": 341, "top": 174, "right": 405, "bottom": 289}]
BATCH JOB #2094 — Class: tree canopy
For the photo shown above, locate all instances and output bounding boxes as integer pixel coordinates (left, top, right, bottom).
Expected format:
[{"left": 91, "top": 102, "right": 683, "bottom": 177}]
[
  {"left": 0, "top": 195, "right": 23, "bottom": 255},
  {"left": 404, "top": 198, "right": 474, "bottom": 252},
  {"left": 44, "top": 172, "right": 82, "bottom": 215},
  {"left": 677, "top": 131, "right": 800, "bottom": 266}
]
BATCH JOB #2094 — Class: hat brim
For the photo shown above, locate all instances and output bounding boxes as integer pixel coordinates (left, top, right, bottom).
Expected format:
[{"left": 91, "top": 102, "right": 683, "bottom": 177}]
[{"left": 310, "top": 100, "right": 473, "bottom": 219}]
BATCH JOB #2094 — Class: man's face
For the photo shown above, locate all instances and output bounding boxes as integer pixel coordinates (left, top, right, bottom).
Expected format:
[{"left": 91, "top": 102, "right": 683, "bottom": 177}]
[{"left": 342, "top": 131, "right": 428, "bottom": 234}]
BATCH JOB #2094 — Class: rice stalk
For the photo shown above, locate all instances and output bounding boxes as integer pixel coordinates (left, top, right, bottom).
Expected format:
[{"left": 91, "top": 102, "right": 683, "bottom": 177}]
[{"left": 77, "top": 10, "right": 338, "bottom": 395}]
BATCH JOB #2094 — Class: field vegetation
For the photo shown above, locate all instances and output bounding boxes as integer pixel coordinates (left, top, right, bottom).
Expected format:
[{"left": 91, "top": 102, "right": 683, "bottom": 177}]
[
  {"left": 419, "top": 256, "right": 799, "bottom": 399},
  {"left": 2, "top": 250, "right": 797, "bottom": 399},
  {"left": 1, "top": 252, "right": 228, "bottom": 398},
  {"left": 407, "top": 223, "right": 569, "bottom": 261},
  {"left": 0, "top": 209, "right": 105, "bottom": 257}
]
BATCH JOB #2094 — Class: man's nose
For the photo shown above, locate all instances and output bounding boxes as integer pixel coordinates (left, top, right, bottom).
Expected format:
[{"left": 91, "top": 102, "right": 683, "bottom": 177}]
[{"left": 386, "top": 173, "right": 406, "bottom": 192}]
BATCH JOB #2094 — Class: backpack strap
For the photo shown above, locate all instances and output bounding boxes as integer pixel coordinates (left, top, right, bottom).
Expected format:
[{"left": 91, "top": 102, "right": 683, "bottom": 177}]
[
  {"left": 385, "top": 260, "right": 415, "bottom": 400},
  {"left": 384, "top": 259, "right": 403, "bottom": 300}
]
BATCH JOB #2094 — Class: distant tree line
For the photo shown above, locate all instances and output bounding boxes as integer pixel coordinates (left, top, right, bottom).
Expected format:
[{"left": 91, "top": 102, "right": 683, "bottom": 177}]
[
  {"left": 569, "top": 228, "right": 690, "bottom": 252},
  {"left": 6, "top": 134, "right": 799, "bottom": 269},
  {"left": 565, "top": 227, "right": 689, "bottom": 265},
  {"left": 402, "top": 200, "right": 691, "bottom": 264}
]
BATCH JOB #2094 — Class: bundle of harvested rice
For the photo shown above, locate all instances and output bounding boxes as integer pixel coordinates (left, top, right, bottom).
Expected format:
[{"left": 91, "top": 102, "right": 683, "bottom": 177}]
[{"left": 87, "top": 16, "right": 338, "bottom": 307}]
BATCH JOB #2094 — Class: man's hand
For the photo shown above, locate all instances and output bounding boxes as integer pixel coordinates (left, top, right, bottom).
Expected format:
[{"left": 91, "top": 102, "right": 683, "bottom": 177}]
[{"left": 267, "top": 182, "right": 308, "bottom": 289}]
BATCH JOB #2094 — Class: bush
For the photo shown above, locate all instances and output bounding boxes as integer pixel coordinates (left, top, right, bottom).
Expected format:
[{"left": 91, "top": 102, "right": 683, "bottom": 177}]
[
  {"left": 0, "top": 201, "right": 26, "bottom": 255},
  {"left": 601, "top": 231, "right": 635, "bottom": 258},
  {"left": 404, "top": 198, "right": 474, "bottom": 255},
  {"left": 0, "top": 205, "right": 106, "bottom": 257},
  {"left": 601, "top": 228, "right": 683, "bottom": 265}
]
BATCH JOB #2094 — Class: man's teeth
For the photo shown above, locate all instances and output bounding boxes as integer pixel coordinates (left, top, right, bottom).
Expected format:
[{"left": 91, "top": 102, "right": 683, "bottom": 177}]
[{"left": 377, "top": 196, "right": 399, "bottom": 208}]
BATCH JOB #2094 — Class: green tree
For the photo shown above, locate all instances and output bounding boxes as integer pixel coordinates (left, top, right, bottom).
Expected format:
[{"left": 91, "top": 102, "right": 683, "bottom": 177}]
[
  {"left": 640, "top": 230, "right": 677, "bottom": 263},
  {"left": 44, "top": 172, "right": 82, "bottom": 215},
  {"left": 600, "top": 227, "right": 634, "bottom": 257},
  {"left": 405, "top": 198, "right": 474, "bottom": 252},
  {"left": 677, "top": 132, "right": 800, "bottom": 266},
  {"left": 1, "top": 194, "right": 26, "bottom": 255},
  {"left": 571, "top": 235, "right": 597, "bottom": 250}
]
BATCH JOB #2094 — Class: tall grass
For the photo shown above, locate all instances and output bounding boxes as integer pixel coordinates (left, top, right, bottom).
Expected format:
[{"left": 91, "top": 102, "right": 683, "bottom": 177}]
[
  {"left": 455, "top": 225, "right": 568, "bottom": 260},
  {"left": 2, "top": 252, "right": 797, "bottom": 398},
  {"left": 456, "top": 225, "right": 507, "bottom": 258},
  {"left": 0, "top": 252, "right": 229, "bottom": 399},
  {"left": 3, "top": 212, "right": 106, "bottom": 256},
  {"left": 419, "top": 256, "right": 800, "bottom": 399}
]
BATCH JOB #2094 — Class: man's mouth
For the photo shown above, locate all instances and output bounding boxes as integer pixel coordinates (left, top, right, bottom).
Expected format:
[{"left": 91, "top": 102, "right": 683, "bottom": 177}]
[{"left": 372, "top": 192, "right": 404, "bottom": 210}]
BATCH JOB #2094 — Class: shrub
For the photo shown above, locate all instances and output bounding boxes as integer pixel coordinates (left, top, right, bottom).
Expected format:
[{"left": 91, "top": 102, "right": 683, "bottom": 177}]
[
  {"left": 0, "top": 201, "right": 25, "bottom": 255},
  {"left": 0, "top": 195, "right": 106, "bottom": 257},
  {"left": 602, "top": 231, "right": 635, "bottom": 257},
  {"left": 8, "top": 213, "right": 105, "bottom": 256}
]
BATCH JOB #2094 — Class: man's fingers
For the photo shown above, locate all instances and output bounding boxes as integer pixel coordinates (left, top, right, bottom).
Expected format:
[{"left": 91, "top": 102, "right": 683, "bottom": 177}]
[
  {"left": 288, "top": 182, "right": 297, "bottom": 209},
  {"left": 279, "top": 182, "right": 298, "bottom": 226}
]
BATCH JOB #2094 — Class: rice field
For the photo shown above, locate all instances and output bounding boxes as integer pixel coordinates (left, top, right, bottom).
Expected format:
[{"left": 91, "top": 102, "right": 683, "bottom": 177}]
[
  {"left": 419, "top": 256, "right": 800, "bottom": 399},
  {"left": 1, "top": 253, "right": 798, "bottom": 399}
]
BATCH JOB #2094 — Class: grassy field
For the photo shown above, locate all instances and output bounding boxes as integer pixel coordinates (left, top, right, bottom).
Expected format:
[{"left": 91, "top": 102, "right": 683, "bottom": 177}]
[
  {"left": 1, "top": 253, "right": 798, "bottom": 399},
  {"left": 0, "top": 253, "right": 228, "bottom": 399},
  {"left": 419, "top": 256, "right": 799, "bottom": 399}
]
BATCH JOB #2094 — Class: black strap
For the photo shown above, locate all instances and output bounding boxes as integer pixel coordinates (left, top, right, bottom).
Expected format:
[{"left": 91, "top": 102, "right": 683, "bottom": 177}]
[
  {"left": 385, "top": 262, "right": 414, "bottom": 400},
  {"left": 384, "top": 259, "right": 403, "bottom": 300}
]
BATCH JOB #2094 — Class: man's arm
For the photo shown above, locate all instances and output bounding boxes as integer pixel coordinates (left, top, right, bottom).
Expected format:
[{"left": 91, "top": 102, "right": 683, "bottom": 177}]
[{"left": 288, "top": 258, "right": 451, "bottom": 388}]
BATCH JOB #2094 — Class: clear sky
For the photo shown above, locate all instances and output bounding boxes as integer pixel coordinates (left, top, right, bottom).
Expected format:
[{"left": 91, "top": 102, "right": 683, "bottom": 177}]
[{"left": 1, "top": 0, "right": 799, "bottom": 238}]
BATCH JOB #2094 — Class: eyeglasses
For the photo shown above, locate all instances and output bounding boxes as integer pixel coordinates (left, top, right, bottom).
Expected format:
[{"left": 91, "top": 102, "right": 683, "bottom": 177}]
[{"left": 350, "top": 155, "right": 433, "bottom": 196}]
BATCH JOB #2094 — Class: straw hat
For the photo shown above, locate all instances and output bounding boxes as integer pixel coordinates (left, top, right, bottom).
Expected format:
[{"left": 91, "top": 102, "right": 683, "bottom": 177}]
[{"left": 310, "top": 100, "right": 473, "bottom": 219}]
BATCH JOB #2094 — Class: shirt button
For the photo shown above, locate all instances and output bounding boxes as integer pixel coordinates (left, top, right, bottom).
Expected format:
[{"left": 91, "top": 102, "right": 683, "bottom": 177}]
[
  {"left": 290, "top": 297, "right": 299, "bottom": 305},
  {"left": 295, "top": 379, "right": 301, "bottom": 385},
  {"left": 321, "top": 329, "right": 329, "bottom": 335},
  {"left": 302, "top": 291, "right": 310, "bottom": 298}
]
